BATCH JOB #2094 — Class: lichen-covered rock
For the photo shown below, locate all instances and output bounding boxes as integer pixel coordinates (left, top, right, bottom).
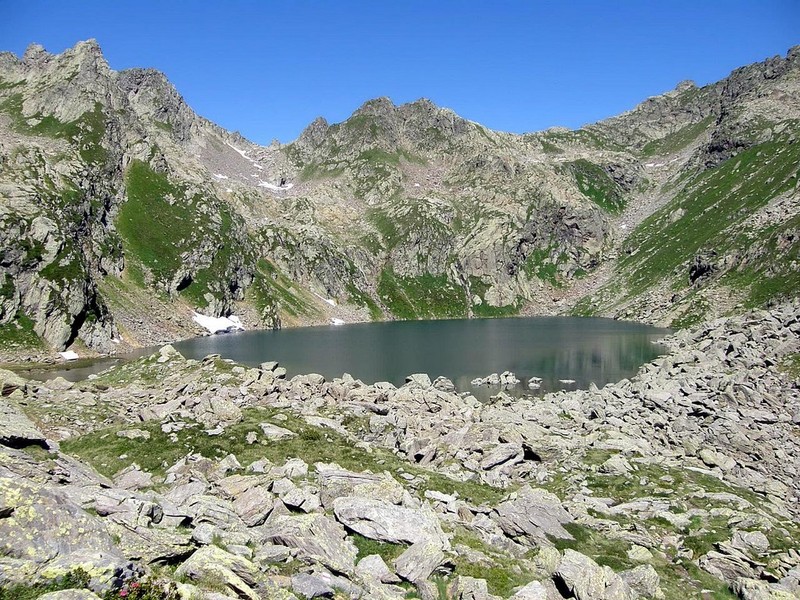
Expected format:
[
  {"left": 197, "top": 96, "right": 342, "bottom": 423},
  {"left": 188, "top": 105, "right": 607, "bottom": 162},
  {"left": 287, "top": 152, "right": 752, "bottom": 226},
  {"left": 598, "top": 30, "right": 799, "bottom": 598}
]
[
  {"left": 175, "top": 546, "right": 260, "bottom": 600},
  {"left": 0, "top": 477, "right": 129, "bottom": 586}
]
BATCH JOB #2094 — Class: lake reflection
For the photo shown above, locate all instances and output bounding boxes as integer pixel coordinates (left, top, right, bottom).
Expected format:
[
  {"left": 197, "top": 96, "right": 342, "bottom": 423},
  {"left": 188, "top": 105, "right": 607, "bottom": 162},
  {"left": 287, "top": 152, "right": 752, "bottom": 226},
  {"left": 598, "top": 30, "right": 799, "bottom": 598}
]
[{"left": 173, "top": 317, "right": 669, "bottom": 399}]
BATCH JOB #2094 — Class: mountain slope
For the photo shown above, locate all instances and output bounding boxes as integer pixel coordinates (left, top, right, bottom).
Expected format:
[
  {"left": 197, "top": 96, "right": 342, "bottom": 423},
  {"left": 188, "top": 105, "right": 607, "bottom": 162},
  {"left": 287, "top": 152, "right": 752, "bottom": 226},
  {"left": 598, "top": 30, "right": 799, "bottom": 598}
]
[{"left": 0, "top": 40, "right": 798, "bottom": 357}]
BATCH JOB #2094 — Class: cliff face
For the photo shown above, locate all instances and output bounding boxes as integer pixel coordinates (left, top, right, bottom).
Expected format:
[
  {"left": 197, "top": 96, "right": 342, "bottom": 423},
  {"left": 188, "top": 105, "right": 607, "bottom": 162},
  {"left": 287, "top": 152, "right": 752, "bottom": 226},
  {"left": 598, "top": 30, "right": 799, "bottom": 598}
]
[{"left": 0, "top": 40, "right": 798, "bottom": 356}]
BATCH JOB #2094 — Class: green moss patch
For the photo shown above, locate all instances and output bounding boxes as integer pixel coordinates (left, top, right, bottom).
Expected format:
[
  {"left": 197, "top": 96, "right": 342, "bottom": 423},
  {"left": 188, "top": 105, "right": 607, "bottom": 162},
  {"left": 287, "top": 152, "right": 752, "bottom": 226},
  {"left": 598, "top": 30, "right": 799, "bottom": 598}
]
[
  {"left": 377, "top": 268, "right": 467, "bottom": 320},
  {"left": 0, "top": 313, "right": 44, "bottom": 350},
  {"left": 566, "top": 159, "right": 625, "bottom": 214}
]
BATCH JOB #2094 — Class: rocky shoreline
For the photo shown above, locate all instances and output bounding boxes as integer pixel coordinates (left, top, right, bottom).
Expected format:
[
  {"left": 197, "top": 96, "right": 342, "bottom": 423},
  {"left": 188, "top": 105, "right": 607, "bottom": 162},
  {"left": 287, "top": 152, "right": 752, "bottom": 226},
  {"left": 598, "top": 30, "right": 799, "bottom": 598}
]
[{"left": 1, "top": 302, "right": 798, "bottom": 599}]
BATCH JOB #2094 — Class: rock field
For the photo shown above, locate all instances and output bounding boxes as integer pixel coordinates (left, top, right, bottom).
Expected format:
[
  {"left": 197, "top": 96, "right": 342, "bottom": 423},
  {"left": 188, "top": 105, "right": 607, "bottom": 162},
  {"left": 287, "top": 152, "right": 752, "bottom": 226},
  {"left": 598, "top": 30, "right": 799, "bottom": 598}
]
[{"left": 1, "top": 302, "right": 798, "bottom": 599}]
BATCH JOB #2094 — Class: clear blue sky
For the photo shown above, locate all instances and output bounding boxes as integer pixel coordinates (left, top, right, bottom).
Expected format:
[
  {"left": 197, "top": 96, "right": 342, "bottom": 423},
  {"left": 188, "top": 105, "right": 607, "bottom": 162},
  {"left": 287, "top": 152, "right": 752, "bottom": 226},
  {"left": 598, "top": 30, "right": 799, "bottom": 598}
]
[{"left": 1, "top": 1, "right": 798, "bottom": 144}]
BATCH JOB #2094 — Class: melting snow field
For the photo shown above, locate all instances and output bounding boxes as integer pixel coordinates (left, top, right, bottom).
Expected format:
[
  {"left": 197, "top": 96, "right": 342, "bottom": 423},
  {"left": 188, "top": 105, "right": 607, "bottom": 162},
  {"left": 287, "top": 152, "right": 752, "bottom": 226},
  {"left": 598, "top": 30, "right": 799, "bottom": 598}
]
[
  {"left": 258, "top": 181, "right": 294, "bottom": 191},
  {"left": 224, "top": 142, "right": 293, "bottom": 191},
  {"left": 192, "top": 313, "right": 245, "bottom": 334}
]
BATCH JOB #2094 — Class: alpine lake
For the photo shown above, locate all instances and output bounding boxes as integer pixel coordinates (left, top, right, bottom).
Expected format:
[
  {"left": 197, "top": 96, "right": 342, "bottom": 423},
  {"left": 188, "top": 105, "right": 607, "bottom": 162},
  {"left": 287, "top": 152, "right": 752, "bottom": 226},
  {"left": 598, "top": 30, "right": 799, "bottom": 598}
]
[{"left": 26, "top": 316, "right": 670, "bottom": 401}]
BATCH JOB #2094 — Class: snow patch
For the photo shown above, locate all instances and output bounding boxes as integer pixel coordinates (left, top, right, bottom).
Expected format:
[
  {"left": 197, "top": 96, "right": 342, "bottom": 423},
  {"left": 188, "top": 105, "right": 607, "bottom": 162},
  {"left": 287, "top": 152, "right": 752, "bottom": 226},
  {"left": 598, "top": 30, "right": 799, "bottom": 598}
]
[
  {"left": 192, "top": 312, "right": 245, "bottom": 334},
  {"left": 312, "top": 292, "right": 336, "bottom": 307},
  {"left": 225, "top": 142, "right": 250, "bottom": 159},
  {"left": 59, "top": 350, "right": 79, "bottom": 361},
  {"left": 213, "top": 173, "right": 229, "bottom": 180},
  {"left": 258, "top": 181, "right": 294, "bottom": 192},
  {"left": 330, "top": 318, "right": 346, "bottom": 326}
]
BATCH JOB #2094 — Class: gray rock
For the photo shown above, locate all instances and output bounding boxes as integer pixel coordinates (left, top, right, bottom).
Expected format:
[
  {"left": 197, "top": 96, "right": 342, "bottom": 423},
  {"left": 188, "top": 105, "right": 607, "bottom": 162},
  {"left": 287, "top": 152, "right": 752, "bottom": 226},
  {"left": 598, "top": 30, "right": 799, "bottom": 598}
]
[
  {"left": 192, "top": 395, "right": 243, "bottom": 428},
  {"left": 600, "top": 454, "right": 633, "bottom": 475},
  {"left": 626, "top": 545, "right": 653, "bottom": 563},
  {"left": 447, "top": 575, "right": 500, "bottom": 600},
  {"left": 620, "top": 564, "right": 663, "bottom": 599},
  {"left": 43, "top": 377, "right": 74, "bottom": 391},
  {"left": 0, "top": 397, "right": 47, "bottom": 448},
  {"left": 405, "top": 374, "right": 432, "bottom": 388},
  {"left": 730, "top": 530, "right": 770, "bottom": 555},
  {"left": 233, "top": 485, "right": 274, "bottom": 527},
  {"left": 175, "top": 546, "right": 260, "bottom": 600},
  {"left": 115, "top": 429, "right": 151, "bottom": 441},
  {"left": 0, "top": 477, "right": 128, "bottom": 586},
  {"left": 37, "top": 591, "right": 102, "bottom": 600},
  {"left": 480, "top": 443, "right": 523, "bottom": 470},
  {"left": 393, "top": 540, "right": 446, "bottom": 583},
  {"left": 186, "top": 494, "right": 242, "bottom": 529},
  {"left": 254, "top": 544, "right": 292, "bottom": 565},
  {"left": 260, "top": 513, "right": 357, "bottom": 575},
  {"left": 553, "top": 549, "right": 637, "bottom": 600},
  {"left": 259, "top": 422, "right": 297, "bottom": 440},
  {"left": 510, "top": 580, "right": 554, "bottom": 600},
  {"left": 283, "top": 487, "right": 321, "bottom": 513},
  {"left": 291, "top": 573, "right": 334, "bottom": 598},
  {"left": 699, "top": 448, "right": 736, "bottom": 471},
  {"left": 113, "top": 465, "right": 153, "bottom": 490},
  {"left": 731, "top": 577, "right": 797, "bottom": 599},
  {"left": 432, "top": 376, "right": 456, "bottom": 392},
  {"left": 493, "top": 486, "right": 574, "bottom": 541},
  {"left": 355, "top": 554, "right": 401, "bottom": 584},
  {"left": 332, "top": 496, "right": 446, "bottom": 545},
  {"left": 277, "top": 458, "right": 309, "bottom": 479}
]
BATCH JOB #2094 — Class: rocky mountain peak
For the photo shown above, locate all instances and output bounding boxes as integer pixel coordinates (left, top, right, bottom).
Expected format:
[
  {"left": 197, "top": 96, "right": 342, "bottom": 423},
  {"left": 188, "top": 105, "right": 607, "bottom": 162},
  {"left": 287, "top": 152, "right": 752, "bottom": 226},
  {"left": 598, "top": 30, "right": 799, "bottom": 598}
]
[
  {"left": 295, "top": 116, "right": 330, "bottom": 149},
  {"left": 21, "top": 43, "right": 48, "bottom": 63},
  {"left": 674, "top": 79, "right": 697, "bottom": 93},
  {"left": 353, "top": 96, "right": 396, "bottom": 116},
  {"left": 116, "top": 67, "right": 196, "bottom": 142}
]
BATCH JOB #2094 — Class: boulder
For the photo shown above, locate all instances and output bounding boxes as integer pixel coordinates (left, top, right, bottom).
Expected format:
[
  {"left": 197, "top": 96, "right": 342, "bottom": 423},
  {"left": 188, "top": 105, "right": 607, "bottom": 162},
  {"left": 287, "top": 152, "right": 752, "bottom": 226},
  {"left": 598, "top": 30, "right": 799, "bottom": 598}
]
[
  {"left": 447, "top": 575, "right": 501, "bottom": 600},
  {"left": 620, "top": 564, "right": 663, "bottom": 599},
  {"left": 356, "top": 554, "right": 401, "bottom": 584},
  {"left": 393, "top": 540, "right": 446, "bottom": 584},
  {"left": 259, "top": 423, "right": 297, "bottom": 440},
  {"left": 493, "top": 486, "right": 574, "bottom": 541},
  {"left": 480, "top": 443, "right": 523, "bottom": 470},
  {"left": 332, "top": 497, "right": 446, "bottom": 545},
  {"left": 731, "top": 577, "right": 797, "bottom": 600},
  {"left": 405, "top": 374, "right": 432, "bottom": 387},
  {"left": 553, "top": 550, "right": 637, "bottom": 600},
  {"left": 0, "top": 477, "right": 129, "bottom": 586},
  {"left": 175, "top": 546, "right": 260, "bottom": 600},
  {"left": 115, "top": 429, "right": 151, "bottom": 441},
  {"left": 291, "top": 572, "right": 334, "bottom": 598},
  {"left": 0, "top": 398, "right": 47, "bottom": 448},
  {"left": 510, "top": 580, "right": 556, "bottom": 599},
  {"left": 113, "top": 465, "right": 153, "bottom": 491},
  {"left": 233, "top": 485, "right": 274, "bottom": 527},
  {"left": 260, "top": 513, "right": 357, "bottom": 575}
]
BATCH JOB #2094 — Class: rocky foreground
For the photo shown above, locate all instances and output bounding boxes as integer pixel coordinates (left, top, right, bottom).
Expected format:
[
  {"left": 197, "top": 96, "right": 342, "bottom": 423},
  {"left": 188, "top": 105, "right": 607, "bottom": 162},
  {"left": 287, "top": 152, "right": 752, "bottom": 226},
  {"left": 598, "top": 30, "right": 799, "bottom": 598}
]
[{"left": 1, "top": 304, "right": 799, "bottom": 599}]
